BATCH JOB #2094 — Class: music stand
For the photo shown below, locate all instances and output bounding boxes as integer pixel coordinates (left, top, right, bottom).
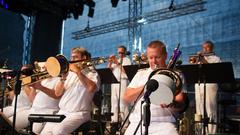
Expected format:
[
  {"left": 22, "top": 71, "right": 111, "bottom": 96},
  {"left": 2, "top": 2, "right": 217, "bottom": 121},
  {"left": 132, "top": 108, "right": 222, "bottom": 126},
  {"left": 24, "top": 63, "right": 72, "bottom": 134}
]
[
  {"left": 123, "top": 64, "right": 149, "bottom": 82},
  {"left": 176, "top": 62, "right": 235, "bottom": 135},
  {"left": 96, "top": 68, "right": 119, "bottom": 134},
  {"left": 96, "top": 68, "right": 119, "bottom": 84}
]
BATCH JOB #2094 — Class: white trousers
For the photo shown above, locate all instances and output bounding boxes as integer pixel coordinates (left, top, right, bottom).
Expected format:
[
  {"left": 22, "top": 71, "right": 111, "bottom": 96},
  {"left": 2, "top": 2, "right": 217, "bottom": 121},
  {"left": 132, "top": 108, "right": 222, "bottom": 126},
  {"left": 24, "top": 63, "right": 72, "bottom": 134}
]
[
  {"left": 8, "top": 108, "right": 58, "bottom": 134},
  {"left": 111, "top": 78, "right": 129, "bottom": 122},
  {"left": 195, "top": 83, "right": 218, "bottom": 134},
  {"left": 40, "top": 111, "right": 90, "bottom": 135},
  {"left": 3, "top": 106, "right": 30, "bottom": 118},
  {"left": 9, "top": 109, "right": 30, "bottom": 130},
  {"left": 124, "top": 122, "right": 178, "bottom": 135}
]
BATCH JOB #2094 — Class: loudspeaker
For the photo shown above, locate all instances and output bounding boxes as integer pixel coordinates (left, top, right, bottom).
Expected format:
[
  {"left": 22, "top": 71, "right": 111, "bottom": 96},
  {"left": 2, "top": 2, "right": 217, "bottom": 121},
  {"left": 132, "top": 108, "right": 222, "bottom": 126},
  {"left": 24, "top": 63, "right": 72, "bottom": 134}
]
[{"left": 0, "top": 112, "right": 19, "bottom": 135}]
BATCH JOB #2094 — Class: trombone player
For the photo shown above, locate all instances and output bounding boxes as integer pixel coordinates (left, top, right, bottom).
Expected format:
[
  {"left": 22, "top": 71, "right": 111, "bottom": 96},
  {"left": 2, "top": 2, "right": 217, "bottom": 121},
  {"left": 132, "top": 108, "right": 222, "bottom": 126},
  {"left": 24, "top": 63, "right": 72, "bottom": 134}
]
[
  {"left": 8, "top": 62, "right": 60, "bottom": 134},
  {"left": 3, "top": 64, "right": 34, "bottom": 118},
  {"left": 41, "top": 47, "right": 100, "bottom": 135}
]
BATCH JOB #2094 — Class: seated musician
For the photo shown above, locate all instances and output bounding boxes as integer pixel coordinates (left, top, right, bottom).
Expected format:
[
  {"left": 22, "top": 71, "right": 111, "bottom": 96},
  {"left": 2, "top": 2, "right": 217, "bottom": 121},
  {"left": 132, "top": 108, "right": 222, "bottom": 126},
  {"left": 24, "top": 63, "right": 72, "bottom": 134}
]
[
  {"left": 40, "top": 47, "right": 100, "bottom": 135},
  {"left": 123, "top": 40, "right": 187, "bottom": 135},
  {"left": 9, "top": 63, "right": 60, "bottom": 134},
  {"left": 3, "top": 64, "right": 34, "bottom": 118}
]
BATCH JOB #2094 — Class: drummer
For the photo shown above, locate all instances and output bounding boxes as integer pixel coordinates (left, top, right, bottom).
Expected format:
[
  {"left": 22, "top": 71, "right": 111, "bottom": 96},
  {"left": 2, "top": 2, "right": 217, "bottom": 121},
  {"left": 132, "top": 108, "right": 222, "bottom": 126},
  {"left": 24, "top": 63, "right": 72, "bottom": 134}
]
[{"left": 123, "top": 40, "right": 187, "bottom": 135}]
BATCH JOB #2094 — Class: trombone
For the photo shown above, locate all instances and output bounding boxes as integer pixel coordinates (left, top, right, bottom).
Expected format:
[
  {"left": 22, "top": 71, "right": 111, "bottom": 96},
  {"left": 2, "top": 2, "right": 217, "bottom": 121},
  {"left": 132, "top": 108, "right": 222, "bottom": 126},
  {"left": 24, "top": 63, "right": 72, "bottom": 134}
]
[
  {"left": 7, "top": 62, "right": 51, "bottom": 90},
  {"left": 8, "top": 55, "right": 108, "bottom": 88},
  {"left": 45, "top": 54, "right": 108, "bottom": 77}
]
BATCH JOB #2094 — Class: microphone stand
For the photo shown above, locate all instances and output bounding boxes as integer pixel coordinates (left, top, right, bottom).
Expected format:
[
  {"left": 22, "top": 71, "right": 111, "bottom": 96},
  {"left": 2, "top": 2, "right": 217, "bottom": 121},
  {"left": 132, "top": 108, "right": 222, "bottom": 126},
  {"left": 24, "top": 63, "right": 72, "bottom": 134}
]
[
  {"left": 116, "top": 56, "right": 123, "bottom": 134},
  {"left": 197, "top": 55, "right": 208, "bottom": 135},
  {"left": 12, "top": 70, "right": 22, "bottom": 135},
  {"left": 119, "top": 86, "right": 145, "bottom": 134},
  {"left": 143, "top": 98, "right": 150, "bottom": 135},
  {"left": 0, "top": 73, "right": 6, "bottom": 112}
]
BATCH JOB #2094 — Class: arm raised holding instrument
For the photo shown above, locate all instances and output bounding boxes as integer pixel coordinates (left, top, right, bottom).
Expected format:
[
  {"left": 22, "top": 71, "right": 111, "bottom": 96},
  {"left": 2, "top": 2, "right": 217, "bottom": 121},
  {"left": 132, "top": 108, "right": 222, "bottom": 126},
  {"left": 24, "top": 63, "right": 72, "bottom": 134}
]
[{"left": 123, "top": 40, "right": 187, "bottom": 135}]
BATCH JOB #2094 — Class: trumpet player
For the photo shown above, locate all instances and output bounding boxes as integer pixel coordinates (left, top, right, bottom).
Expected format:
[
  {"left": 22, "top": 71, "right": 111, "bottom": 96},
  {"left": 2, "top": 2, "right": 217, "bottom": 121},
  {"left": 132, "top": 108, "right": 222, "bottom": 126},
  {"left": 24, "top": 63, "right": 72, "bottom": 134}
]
[
  {"left": 107, "top": 45, "right": 131, "bottom": 125},
  {"left": 41, "top": 47, "right": 100, "bottom": 135},
  {"left": 124, "top": 40, "right": 187, "bottom": 135},
  {"left": 194, "top": 40, "right": 221, "bottom": 134},
  {"left": 3, "top": 64, "right": 34, "bottom": 118},
  {"left": 9, "top": 63, "right": 60, "bottom": 134}
]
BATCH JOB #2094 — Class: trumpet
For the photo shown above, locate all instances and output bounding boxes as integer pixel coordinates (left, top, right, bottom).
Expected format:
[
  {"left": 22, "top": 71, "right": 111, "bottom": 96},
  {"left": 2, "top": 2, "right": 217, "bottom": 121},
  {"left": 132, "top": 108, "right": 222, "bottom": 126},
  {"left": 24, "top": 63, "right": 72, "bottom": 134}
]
[
  {"left": 188, "top": 52, "right": 215, "bottom": 64},
  {"left": 45, "top": 55, "right": 108, "bottom": 77}
]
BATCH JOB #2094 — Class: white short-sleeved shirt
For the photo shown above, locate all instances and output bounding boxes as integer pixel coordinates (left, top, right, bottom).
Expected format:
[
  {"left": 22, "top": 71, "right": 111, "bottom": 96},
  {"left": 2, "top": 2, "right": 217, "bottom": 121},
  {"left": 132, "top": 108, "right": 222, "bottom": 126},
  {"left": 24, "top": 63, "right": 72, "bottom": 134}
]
[
  {"left": 128, "top": 68, "right": 186, "bottom": 123},
  {"left": 204, "top": 55, "right": 221, "bottom": 63},
  {"left": 11, "top": 89, "right": 32, "bottom": 109},
  {"left": 31, "top": 77, "right": 60, "bottom": 113},
  {"left": 59, "top": 68, "right": 100, "bottom": 113},
  {"left": 111, "top": 57, "right": 131, "bottom": 81}
]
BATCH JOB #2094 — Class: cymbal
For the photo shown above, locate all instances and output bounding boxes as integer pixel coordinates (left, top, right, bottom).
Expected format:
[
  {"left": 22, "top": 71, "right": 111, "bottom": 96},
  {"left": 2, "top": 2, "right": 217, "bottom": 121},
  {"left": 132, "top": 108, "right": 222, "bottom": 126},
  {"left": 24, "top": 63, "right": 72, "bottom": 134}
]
[{"left": 0, "top": 68, "right": 12, "bottom": 73}]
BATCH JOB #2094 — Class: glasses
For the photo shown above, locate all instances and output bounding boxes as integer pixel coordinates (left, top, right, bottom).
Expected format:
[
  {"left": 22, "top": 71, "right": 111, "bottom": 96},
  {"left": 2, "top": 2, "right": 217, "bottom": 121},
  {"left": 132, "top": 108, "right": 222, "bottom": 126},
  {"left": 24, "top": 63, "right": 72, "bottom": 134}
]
[{"left": 118, "top": 52, "right": 125, "bottom": 54}]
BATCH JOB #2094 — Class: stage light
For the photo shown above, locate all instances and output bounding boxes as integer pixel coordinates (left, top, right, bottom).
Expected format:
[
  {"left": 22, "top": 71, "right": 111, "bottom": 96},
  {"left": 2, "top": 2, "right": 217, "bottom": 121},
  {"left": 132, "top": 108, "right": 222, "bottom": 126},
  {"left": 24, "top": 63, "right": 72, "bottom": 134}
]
[
  {"left": 88, "top": 7, "right": 94, "bottom": 18},
  {"left": 137, "top": 17, "right": 147, "bottom": 24},
  {"left": 169, "top": 0, "right": 176, "bottom": 12},
  {"left": 111, "top": 0, "right": 119, "bottom": 7}
]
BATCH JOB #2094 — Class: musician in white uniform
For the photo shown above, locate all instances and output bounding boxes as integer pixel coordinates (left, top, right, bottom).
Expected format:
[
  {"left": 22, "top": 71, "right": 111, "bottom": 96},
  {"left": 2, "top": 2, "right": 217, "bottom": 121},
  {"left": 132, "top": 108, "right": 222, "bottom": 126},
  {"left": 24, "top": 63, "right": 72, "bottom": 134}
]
[
  {"left": 41, "top": 47, "right": 100, "bottom": 135},
  {"left": 108, "top": 45, "right": 131, "bottom": 122},
  {"left": 3, "top": 65, "right": 34, "bottom": 118},
  {"left": 124, "top": 40, "right": 187, "bottom": 135},
  {"left": 194, "top": 40, "right": 221, "bottom": 134},
  {"left": 9, "top": 64, "right": 60, "bottom": 134}
]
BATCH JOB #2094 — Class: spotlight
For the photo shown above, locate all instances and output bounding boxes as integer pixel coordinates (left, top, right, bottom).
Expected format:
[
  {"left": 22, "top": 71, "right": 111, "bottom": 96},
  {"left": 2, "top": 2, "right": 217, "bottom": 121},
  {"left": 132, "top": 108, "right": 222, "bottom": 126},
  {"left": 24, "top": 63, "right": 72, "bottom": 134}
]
[
  {"left": 88, "top": 7, "right": 94, "bottom": 18},
  {"left": 111, "top": 0, "right": 119, "bottom": 7},
  {"left": 137, "top": 17, "right": 147, "bottom": 24},
  {"left": 168, "top": 0, "right": 176, "bottom": 12}
]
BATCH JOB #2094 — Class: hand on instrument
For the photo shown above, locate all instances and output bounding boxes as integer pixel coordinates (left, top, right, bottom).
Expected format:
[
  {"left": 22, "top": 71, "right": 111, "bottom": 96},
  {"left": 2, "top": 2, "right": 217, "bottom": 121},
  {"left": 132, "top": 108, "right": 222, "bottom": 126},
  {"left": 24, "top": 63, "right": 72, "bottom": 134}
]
[
  {"left": 109, "top": 55, "right": 118, "bottom": 64},
  {"left": 69, "top": 63, "right": 82, "bottom": 74},
  {"left": 29, "top": 81, "right": 43, "bottom": 90},
  {"left": 60, "top": 72, "right": 68, "bottom": 82}
]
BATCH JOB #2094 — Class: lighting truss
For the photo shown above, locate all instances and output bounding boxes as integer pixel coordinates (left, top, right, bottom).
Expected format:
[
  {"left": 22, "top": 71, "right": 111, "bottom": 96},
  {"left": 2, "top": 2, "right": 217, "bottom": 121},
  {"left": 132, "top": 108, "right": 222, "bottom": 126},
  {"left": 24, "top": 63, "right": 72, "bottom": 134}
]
[{"left": 72, "top": 0, "right": 206, "bottom": 40}]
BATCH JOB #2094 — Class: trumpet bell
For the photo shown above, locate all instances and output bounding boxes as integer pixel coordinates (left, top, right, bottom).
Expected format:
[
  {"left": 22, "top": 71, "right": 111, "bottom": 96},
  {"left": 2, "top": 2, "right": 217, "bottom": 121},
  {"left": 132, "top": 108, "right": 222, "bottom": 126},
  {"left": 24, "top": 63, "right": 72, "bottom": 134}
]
[{"left": 45, "top": 55, "right": 69, "bottom": 77}]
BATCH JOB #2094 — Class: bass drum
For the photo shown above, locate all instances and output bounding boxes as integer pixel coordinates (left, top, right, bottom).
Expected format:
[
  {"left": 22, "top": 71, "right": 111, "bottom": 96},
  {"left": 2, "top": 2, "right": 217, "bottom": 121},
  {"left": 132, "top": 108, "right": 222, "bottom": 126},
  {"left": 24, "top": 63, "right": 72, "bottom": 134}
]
[
  {"left": 147, "top": 69, "right": 182, "bottom": 105},
  {"left": 45, "top": 54, "right": 69, "bottom": 77}
]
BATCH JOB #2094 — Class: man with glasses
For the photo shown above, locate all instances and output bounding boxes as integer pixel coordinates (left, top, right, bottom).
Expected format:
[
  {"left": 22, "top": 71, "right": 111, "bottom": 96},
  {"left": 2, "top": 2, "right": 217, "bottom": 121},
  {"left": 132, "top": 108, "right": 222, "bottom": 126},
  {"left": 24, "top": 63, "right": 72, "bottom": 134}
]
[{"left": 108, "top": 45, "right": 131, "bottom": 124}]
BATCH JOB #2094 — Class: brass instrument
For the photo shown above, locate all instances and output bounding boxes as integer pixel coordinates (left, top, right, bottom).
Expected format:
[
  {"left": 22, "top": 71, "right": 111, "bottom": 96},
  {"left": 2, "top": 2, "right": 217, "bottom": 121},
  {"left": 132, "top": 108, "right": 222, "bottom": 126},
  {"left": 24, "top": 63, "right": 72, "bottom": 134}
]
[
  {"left": 7, "top": 62, "right": 50, "bottom": 89},
  {"left": 189, "top": 52, "right": 215, "bottom": 64},
  {"left": 146, "top": 43, "right": 183, "bottom": 105},
  {"left": 132, "top": 52, "right": 148, "bottom": 64},
  {"left": 7, "top": 55, "right": 112, "bottom": 87},
  {"left": 45, "top": 54, "right": 108, "bottom": 77}
]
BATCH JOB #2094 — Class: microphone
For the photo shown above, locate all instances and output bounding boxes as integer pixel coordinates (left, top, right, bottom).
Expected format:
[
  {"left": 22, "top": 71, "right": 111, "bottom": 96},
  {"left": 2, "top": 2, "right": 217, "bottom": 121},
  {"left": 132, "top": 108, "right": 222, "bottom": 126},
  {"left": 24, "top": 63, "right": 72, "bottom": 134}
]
[{"left": 144, "top": 79, "right": 159, "bottom": 100}]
